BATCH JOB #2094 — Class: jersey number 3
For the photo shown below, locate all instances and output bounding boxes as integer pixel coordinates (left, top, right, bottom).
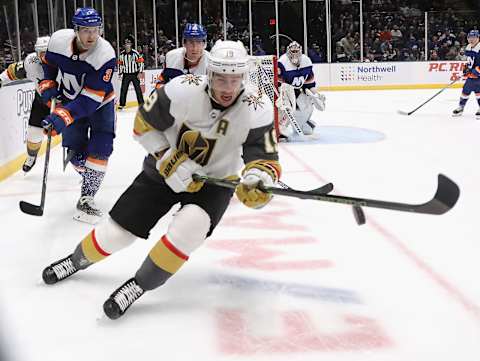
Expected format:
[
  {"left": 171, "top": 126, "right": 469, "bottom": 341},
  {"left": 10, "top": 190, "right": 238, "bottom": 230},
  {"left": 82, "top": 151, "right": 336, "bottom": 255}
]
[{"left": 103, "top": 68, "right": 113, "bottom": 82}]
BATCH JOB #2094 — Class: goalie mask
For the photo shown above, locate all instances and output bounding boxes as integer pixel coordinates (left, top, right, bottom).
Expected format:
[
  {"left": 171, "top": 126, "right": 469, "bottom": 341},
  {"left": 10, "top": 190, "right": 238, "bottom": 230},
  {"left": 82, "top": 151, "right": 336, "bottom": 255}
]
[
  {"left": 207, "top": 40, "right": 250, "bottom": 107},
  {"left": 286, "top": 41, "right": 302, "bottom": 67}
]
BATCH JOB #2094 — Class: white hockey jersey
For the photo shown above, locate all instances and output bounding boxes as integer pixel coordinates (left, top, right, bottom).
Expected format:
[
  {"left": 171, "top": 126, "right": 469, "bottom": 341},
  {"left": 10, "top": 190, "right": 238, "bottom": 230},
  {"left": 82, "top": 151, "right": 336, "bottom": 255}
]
[
  {"left": 135, "top": 74, "right": 279, "bottom": 180},
  {"left": 161, "top": 48, "right": 209, "bottom": 83},
  {"left": 0, "top": 52, "right": 45, "bottom": 92}
]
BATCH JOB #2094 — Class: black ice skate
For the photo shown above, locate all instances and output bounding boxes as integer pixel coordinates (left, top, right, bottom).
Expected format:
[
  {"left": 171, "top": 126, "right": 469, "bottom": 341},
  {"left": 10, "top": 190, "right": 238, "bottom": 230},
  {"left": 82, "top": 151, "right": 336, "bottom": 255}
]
[
  {"left": 452, "top": 106, "right": 464, "bottom": 117},
  {"left": 22, "top": 154, "right": 37, "bottom": 173},
  {"left": 73, "top": 196, "right": 103, "bottom": 224},
  {"left": 42, "top": 254, "right": 79, "bottom": 285},
  {"left": 476, "top": 108, "right": 480, "bottom": 119},
  {"left": 103, "top": 278, "right": 145, "bottom": 320}
]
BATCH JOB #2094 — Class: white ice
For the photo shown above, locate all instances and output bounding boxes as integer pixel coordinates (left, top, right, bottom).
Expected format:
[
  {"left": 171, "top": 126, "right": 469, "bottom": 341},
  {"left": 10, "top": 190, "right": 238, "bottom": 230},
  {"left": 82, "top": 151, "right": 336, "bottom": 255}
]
[{"left": 0, "top": 88, "right": 479, "bottom": 361}]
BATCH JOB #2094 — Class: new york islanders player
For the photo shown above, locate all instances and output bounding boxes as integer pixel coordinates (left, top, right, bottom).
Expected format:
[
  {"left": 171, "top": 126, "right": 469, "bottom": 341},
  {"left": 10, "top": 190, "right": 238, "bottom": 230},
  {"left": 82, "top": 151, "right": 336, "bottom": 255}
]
[
  {"left": 41, "top": 40, "right": 281, "bottom": 320},
  {"left": 0, "top": 36, "right": 50, "bottom": 172},
  {"left": 38, "top": 7, "right": 116, "bottom": 224},
  {"left": 154, "top": 23, "right": 208, "bottom": 87},
  {"left": 278, "top": 41, "right": 325, "bottom": 139},
  {"left": 452, "top": 30, "right": 480, "bottom": 118}
]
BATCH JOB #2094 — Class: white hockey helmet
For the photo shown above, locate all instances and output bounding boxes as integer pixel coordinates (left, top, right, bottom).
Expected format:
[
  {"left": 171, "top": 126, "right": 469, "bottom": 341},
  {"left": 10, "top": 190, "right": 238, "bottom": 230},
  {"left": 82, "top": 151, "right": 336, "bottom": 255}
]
[
  {"left": 35, "top": 36, "right": 50, "bottom": 54},
  {"left": 207, "top": 40, "right": 250, "bottom": 75},
  {"left": 286, "top": 41, "right": 302, "bottom": 66}
]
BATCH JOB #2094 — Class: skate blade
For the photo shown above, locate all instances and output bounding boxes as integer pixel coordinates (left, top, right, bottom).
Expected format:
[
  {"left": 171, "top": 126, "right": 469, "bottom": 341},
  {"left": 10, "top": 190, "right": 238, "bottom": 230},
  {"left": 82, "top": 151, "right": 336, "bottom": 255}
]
[{"left": 73, "top": 211, "right": 103, "bottom": 225}]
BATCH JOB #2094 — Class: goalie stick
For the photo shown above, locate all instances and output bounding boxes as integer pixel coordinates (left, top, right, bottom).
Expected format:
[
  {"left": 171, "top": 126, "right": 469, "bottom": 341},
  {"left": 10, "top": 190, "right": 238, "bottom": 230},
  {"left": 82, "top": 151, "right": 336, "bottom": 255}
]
[
  {"left": 19, "top": 99, "right": 56, "bottom": 216},
  {"left": 193, "top": 174, "right": 459, "bottom": 215},
  {"left": 398, "top": 78, "right": 459, "bottom": 116}
]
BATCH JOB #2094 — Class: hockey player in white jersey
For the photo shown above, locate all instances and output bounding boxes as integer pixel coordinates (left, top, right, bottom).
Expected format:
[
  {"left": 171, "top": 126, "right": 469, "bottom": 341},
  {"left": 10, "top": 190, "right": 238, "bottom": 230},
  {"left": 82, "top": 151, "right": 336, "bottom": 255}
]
[
  {"left": 41, "top": 40, "right": 281, "bottom": 320},
  {"left": 277, "top": 41, "right": 325, "bottom": 140},
  {"left": 0, "top": 36, "right": 50, "bottom": 172},
  {"left": 154, "top": 23, "right": 209, "bottom": 88},
  {"left": 38, "top": 7, "right": 116, "bottom": 224}
]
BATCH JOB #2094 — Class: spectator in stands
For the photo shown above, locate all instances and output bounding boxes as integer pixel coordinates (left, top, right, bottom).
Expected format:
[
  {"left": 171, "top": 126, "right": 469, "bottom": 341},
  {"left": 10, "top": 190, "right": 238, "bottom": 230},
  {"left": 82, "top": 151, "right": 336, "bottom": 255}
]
[
  {"left": 335, "top": 43, "right": 349, "bottom": 62},
  {"left": 308, "top": 43, "right": 322, "bottom": 63},
  {"left": 253, "top": 43, "right": 266, "bottom": 56},
  {"left": 340, "top": 32, "right": 355, "bottom": 58},
  {"left": 456, "top": 47, "right": 468, "bottom": 61},
  {"left": 391, "top": 24, "right": 403, "bottom": 45},
  {"left": 430, "top": 49, "right": 440, "bottom": 60}
]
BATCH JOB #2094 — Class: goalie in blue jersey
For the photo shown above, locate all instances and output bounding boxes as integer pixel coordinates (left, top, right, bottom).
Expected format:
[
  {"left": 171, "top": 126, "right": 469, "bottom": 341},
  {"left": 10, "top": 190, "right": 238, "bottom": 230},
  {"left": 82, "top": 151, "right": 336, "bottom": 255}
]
[{"left": 277, "top": 41, "right": 326, "bottom": 141}]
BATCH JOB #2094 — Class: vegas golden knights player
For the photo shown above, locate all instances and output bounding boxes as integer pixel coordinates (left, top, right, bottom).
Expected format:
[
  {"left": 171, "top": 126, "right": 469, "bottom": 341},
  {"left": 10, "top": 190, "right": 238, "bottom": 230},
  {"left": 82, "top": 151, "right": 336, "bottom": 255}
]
[{"left": 41, "top": 40, "right": 281, "bottom": 319}]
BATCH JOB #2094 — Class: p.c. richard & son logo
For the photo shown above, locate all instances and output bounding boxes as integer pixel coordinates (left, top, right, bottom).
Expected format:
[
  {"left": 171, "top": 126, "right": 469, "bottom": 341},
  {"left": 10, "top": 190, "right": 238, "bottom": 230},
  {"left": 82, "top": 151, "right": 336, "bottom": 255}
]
[{"left": 340, "top": 64, "right": 397, "bottom": 82}]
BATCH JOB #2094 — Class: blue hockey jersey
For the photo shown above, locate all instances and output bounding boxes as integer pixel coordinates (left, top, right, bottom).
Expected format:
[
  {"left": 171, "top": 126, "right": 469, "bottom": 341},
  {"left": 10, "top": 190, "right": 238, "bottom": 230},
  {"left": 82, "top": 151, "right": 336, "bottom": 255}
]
[
  {"left": 465, "top": 42, "right": 480, "bottom": 78},
  {"left": 40, "top": 29, "right": 116, "bottom": 124},
  {"left": 278, "top": 53, "right": 315, "bottom": 90}
]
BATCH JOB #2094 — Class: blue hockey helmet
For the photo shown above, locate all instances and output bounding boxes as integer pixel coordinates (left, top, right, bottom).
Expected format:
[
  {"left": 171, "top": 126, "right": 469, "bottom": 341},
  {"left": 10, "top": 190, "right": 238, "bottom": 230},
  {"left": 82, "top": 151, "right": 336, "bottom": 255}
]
[
  {"left": 183, "top": 23, "right": 207, "bottom": 41},
  {"left": 467, "top": 30, "right": 479, "bottom": 39},
  {"left": 72, "top": 7, "right": 102, "bottom": 28}
]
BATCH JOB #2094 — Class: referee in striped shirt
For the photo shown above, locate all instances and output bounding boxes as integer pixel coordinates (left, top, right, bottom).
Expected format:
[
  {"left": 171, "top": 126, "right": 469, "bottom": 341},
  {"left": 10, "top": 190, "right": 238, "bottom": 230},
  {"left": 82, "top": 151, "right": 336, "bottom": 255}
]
[{"left": 118, "top": 36, "right": 144, "bottom": 109}]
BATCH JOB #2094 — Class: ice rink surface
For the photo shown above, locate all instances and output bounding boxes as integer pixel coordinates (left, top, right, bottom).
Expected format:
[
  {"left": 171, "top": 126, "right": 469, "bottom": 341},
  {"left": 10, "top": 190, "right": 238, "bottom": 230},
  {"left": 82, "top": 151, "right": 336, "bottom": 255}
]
[{"left": 0, "top": 88, "right": 479, "bottom": 361}]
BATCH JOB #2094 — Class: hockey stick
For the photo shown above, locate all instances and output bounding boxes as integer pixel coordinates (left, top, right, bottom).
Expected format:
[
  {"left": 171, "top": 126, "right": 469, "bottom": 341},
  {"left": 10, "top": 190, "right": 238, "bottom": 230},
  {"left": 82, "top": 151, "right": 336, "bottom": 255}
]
[
  {"left": 1, "top": 79, "right": 32, "bottom": 88},
  {"left": 194, "top": 174, "right": 334, "bottom": 197},
  {"left": 19, "top": 98, "right": 56, "bottom": 216},
  {"left": 194, "top": 174, "right": 460, "bottom": 215},
  {"left": 398, "top": 78, "right": 460, "bottom": 116}
]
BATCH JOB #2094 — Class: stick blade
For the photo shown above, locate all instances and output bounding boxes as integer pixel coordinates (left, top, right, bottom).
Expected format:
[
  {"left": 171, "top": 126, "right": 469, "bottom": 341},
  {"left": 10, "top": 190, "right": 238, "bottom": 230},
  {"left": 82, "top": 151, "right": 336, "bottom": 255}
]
[
  {"left": 19, "top": 201, "right": 44, "bottom": 216},
  {"left": 397, "top": 110, "right": 410, "bottom": 116},
  {"left": 415, "top": 174, "right": 460, "bottom": 215}
]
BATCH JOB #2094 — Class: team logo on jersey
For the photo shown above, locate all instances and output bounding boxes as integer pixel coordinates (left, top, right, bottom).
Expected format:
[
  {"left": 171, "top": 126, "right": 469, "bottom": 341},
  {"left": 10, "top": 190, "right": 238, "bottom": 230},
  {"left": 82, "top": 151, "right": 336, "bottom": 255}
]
[
  {"left": 57, "top": 69, "right": 85, "bottom": 100},
  {"left": 291, "top": 76, "right": 305, "bottom": 87},
  {"left": 181, "top": 74, "right": 202, "bottom": 86},
  {"left": 242, "top": 94, "right": 264, "bottom": 110},
  {"left": 177, "top": 124, "right": 216, "bottom": 165}
]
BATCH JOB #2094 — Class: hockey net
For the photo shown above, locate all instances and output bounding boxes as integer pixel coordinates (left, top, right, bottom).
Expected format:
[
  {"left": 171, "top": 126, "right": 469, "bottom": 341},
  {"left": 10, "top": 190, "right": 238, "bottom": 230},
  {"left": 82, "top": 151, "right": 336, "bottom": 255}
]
[{"left": 246, "top": 55, "right": 280, "bottom": 138}]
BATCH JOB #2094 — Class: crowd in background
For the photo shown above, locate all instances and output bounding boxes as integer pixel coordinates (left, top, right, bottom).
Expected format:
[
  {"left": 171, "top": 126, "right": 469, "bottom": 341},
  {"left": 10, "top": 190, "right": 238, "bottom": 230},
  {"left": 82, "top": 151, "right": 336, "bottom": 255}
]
[{"left": 0, "top": 0, "right": 477, "bottom": 70}]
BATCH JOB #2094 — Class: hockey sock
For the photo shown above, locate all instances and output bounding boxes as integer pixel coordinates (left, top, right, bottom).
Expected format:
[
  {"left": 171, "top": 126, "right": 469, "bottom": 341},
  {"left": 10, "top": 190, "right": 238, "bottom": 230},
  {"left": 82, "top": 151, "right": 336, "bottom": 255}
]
[
  {"left": 135, "top": 235, "right": 188, "bottom": 290},
  {"left": 72, "top": 229, "right": 110, "bottom": 269},
  {"left": 26, "top": 141, "right": 41, "bottom": 157},
  {"left": 460, "top": 93, "right": 469, "bottom": 107},
  {"left": 81, "top": 156, "right": 107, "bottom": 197}
]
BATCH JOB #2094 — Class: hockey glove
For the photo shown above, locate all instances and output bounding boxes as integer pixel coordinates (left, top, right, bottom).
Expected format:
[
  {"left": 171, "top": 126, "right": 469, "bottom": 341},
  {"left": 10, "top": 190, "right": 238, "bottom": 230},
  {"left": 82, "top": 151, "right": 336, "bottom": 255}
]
[
  {"left": 236, "top": 166, "right": 275, "bottom": 209},
  {"left": 305, "top": 88, "right": 326, "bottom": 111},
  {"left": 41, "top": 114, "right": 63, "bottom": 136},
  {"left": 38, "top": 80, "right": 60, "bottom": 104},
  {"left": 42, "top": 107, "right": 74, "bottom": 136},
  {"left": 157, "top": 148, "right": 205, "bottom": 193}
]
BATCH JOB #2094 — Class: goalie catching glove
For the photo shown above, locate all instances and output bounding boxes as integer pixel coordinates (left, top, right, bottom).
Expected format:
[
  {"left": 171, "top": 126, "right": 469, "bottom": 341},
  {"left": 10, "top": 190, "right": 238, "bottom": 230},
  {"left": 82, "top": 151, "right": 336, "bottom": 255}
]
[
  {"left": 157, "top": 148, "right": 205, "bottom": 193},
  {"left": 235, "top": 160, "right": 281, "bottom": 209}
]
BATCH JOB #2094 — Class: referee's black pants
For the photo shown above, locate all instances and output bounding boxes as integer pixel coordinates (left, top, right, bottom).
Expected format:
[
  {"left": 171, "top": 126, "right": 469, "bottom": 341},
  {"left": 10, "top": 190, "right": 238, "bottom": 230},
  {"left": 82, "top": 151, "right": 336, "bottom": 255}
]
[{"left": 119, "top": 73, "right": 144, "bottom": 106}]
